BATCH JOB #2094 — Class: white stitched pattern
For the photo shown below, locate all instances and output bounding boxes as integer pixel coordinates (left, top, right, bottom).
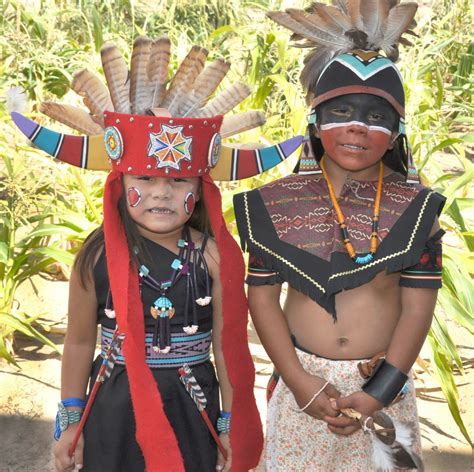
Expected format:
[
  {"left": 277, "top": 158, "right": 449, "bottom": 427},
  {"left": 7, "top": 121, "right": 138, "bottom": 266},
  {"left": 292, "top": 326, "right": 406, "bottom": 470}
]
[{"left": 244, "top": 193, "right": 326, "bottom": 294}]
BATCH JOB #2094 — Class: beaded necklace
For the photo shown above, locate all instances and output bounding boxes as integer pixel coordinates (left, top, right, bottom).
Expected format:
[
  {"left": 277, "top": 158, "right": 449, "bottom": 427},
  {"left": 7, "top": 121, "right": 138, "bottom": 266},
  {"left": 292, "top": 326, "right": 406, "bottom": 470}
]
[
  {"left": 320, "top": 157, "right": 384, "bottom": 265},
  {"left": 138, "top": 225, "right": 212, "bottom": 353}
]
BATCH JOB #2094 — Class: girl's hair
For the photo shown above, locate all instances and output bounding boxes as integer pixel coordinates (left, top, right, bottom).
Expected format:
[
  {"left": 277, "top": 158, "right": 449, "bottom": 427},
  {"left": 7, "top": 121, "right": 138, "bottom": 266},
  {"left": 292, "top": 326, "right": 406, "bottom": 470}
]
[{"left": 74, "top": 177, "right": 212, "bottom": 289}]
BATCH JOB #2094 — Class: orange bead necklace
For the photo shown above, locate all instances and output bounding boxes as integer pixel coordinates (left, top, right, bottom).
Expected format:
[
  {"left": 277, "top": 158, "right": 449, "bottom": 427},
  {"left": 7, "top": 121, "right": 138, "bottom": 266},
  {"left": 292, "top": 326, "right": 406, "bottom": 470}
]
[{"left": 320, "top": 158, "right": 384, "bottom": 265}]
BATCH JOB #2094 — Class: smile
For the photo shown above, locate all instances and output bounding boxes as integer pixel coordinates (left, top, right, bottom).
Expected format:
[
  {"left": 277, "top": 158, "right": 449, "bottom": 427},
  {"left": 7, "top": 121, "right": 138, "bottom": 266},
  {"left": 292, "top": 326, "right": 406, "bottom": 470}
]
[
  {"left": 148, "top": 208, "right": 174, "bottom": 214},
  {"left": 342, "top": 144, "right": 367, "bottom": 150}
]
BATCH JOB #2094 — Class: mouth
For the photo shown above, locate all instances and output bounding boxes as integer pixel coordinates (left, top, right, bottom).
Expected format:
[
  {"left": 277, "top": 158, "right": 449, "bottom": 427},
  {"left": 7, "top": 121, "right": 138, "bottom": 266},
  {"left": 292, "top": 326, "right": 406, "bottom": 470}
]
[
  {"left": 147, "top": 207, "right": 174, "bottom": 215},
  {"left": 341, "top": 144, "right": 367, "bottom": 151}
]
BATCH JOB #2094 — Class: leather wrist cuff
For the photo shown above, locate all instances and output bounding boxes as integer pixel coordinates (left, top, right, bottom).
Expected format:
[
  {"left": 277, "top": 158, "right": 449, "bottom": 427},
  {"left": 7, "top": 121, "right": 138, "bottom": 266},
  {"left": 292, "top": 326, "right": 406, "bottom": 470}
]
[{"left": 362, "top": 360, "right": 408, "bottom": 407}]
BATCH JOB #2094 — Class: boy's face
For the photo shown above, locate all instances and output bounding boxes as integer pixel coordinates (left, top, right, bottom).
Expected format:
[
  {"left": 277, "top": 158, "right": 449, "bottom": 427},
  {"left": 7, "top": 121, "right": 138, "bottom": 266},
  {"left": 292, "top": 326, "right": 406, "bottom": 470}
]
[
  {"left": 123, "top": 174, "right": 200, "bottom": 238},
  {"left": 315, "top": 94, "right": 399, "bottom": 173}
]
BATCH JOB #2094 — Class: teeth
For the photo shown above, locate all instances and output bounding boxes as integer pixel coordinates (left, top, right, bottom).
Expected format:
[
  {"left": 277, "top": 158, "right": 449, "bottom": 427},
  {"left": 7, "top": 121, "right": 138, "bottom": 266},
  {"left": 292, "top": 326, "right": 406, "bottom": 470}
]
[
  {"left": 149, "top": 208, "right": 172, "bottom": 214},
  {"left": 344, "top": 144, "right": 365, "bottom": 150}
]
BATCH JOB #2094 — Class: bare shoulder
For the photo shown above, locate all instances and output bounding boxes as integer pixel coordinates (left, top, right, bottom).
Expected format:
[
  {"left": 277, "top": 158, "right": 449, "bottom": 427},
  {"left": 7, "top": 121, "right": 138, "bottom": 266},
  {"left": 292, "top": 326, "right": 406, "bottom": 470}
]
[{"left": 189, "top": 228, "right": 219, "bottom": 274}]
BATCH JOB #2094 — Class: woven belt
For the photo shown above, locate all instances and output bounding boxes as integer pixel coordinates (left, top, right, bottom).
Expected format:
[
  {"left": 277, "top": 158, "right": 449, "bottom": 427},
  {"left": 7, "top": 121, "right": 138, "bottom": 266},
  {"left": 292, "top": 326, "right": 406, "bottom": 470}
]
[{"left": 101, "top": 326, "right": 212, "bottom": 369}]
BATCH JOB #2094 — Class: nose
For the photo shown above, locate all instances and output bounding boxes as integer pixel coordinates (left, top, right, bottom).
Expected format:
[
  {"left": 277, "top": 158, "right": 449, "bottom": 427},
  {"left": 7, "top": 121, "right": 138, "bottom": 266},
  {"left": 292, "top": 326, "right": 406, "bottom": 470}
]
[
  {"left": 347, "top": 120, "right": 369, "bottom": 135},
  {"left": 151, "top": 178, "right": 171, "bottom": 199}
]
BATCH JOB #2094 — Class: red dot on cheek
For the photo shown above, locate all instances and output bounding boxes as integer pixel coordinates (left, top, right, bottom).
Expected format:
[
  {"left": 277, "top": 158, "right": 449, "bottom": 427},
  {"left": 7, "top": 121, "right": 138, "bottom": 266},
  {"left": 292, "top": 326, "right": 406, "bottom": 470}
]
[{"left": 127, "top": 188, "right": 141, "bottom": 207}]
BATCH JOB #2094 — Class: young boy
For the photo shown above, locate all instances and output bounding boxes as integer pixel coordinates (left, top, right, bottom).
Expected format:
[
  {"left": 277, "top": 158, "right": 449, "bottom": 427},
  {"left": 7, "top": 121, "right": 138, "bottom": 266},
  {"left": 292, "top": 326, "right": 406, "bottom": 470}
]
[{"left": 233, "top": 3, "right": 444, "bottom": 470}]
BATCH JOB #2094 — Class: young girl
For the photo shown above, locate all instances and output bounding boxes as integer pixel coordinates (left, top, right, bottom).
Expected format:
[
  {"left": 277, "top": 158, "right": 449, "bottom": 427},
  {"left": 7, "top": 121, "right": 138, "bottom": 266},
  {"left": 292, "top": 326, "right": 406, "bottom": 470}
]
[{"left": 11, "top": 37, "right": 302, "bottom": 471}]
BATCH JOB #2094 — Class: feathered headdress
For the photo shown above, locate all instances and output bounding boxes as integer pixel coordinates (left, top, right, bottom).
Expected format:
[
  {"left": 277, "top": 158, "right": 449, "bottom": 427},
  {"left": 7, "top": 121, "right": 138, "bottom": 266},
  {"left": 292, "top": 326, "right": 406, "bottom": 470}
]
[
  {"left": 10, "top": 36, "right": 305, "bottom": 471},
  {"left": 267, "top": 1, "right": 420, "bottom": 183}
]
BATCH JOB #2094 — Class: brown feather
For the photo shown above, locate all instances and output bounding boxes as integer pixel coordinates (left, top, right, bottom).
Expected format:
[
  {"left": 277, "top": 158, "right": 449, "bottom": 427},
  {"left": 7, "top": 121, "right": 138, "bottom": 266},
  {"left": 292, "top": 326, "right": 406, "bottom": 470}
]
[
  {"left": 220, "top": 111, "right": 265, "bottom": 138},
  {"left": 101, "top": 43, "right": 130, "bottom": 113},
  {"left": 148, "top": 37, "right": 171, "bottom": 108},
  {"left": 310, "top": 3, "right": 353, "bottom": 32},
  {"left": 162, "top": 46, "right": 208, "bottom": 114},
  {"left": 285, "top": 9, "right": 351, "bottom": 48},
  {"left": 332, "top": 0, "right": 349, "bottom": 14},
  {"left": 130, "top": 36, "right": 153, "bottom": 114},
  {"left": 347, "top": 0, "right": 364, "bottom": 30},
  {"left": 268, "top": 11, "right": 338, "bottom": 48},
  {"left": 300, "top": 47, "right": 336, "bottom": 99},
  {"left": 380, "top": 3, "right": 418, "bottom": 56},
  {"left": 198, "top": 83, "right": 251, "bottom": 117},
  {"left": 71, "top": 69, "right": 113, "bottom": 117},
  {"left": 40, "top": 101, "right": 104, "bottom": 135},
  {"left": 181, "top": 59, "right": 230, "bottom": 117},
  {"left": 360, "top": 0, "right": 390, "bottom": 47}
]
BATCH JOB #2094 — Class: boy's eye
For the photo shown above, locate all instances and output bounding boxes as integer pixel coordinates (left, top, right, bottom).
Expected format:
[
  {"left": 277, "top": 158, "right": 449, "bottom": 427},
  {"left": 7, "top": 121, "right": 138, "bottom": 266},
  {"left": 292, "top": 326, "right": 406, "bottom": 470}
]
[
  {"left": 173, "top": 178, "right": 188, "bottom": 183},
  {"left": 137, "top": 176, "right": 152, "bottom": 181},
  {"left": 330, "top": 108, "right": 351, "bottom": 116},
  {"left": 369, "top": 113, "right": 384, "bottom": 121}
]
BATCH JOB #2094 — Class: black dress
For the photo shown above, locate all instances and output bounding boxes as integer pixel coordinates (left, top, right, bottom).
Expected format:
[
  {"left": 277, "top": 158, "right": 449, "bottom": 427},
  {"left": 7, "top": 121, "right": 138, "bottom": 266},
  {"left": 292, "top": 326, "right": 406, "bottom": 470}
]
[{"left": 82, "top": 237, "right": 219, "bottom": 472}]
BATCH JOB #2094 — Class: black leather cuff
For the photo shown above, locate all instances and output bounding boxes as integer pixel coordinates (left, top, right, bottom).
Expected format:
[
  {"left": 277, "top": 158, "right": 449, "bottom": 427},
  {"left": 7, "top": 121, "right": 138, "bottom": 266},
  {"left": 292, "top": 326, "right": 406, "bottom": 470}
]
[{"left": 362, "top": 360, "right": 408, "bottom": 407}]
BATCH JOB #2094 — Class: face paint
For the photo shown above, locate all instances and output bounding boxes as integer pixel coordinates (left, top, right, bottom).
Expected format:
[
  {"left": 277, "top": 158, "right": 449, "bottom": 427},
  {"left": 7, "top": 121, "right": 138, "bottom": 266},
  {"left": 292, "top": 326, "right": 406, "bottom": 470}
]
[
  {"left": 127, "top": 187, "right": 142, "bottom": 207},
  {"left": 184, "top": 192, "right": 196, "bottom": 215},
  {"left": 316, "top": 94, "right": 399, "bottom": 174}
]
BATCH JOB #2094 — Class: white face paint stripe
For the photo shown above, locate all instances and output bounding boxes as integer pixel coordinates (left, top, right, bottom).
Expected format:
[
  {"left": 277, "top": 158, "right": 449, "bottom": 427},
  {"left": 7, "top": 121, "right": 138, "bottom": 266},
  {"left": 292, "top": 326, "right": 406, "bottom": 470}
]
[{"left": 320, "top": 121, "right": 392, "bottom": 136}]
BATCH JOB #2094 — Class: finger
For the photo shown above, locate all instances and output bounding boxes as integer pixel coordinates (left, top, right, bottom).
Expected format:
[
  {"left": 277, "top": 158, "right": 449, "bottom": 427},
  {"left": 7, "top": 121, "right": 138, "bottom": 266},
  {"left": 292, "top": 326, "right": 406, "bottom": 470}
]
[
  {"left": 324, "top": 415, "right": 358, "bottom": 427},
  {"left": 328, "top": 423, "right": 361, "bottom": 436},
  {"left": 324, "top": 383, "right": 341, "bottom": 399},
  {"left": 335, "top": 394, "right": 354, "bottom": 410},
  {"left": 216, "top": 453, "right": 225, "bottom": 471},
  {"left": 74, "top": 437, "right": 84, "bottom": 470}
]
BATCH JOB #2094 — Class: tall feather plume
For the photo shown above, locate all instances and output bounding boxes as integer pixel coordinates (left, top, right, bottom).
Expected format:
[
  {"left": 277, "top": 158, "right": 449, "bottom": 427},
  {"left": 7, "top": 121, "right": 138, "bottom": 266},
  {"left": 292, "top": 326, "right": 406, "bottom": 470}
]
[
  {"left": 162, "top": 46, "right": 208, "bottom": 115},
  {"left": 181, "top": 59, "right": 230, "bottom": 117},
  {"left": 101, "top": 43, "right": 131, "bottom": 113},
  {"left": 267, "top": 1, "right": 418, "bottom": 97},
  {"left": 71, "top": 69, "right": 113, "bottom": 118},
  {"left": 40, "top": 102, "right": 104, "bottom": 135},
  {"left": 130, "top": 36, "right": 153, "bottom": 115},
  {"left": 198, "top": 83, "right": 251, "bottom": 118},
  {"left": 148, "top": 37, "right": 171, "bottom": 108},
  {"left": 220, "top": 111, "right": 266, "bottom": 138}
]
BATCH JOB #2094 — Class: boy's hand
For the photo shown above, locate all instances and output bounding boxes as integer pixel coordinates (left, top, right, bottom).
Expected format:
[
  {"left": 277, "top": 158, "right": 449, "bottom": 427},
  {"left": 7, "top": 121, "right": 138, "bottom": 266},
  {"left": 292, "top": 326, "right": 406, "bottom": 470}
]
[
  {"left": 291, "top": 372, "right": 340, "bottom": 421},
  {"left": 53, "top": 425, "right": 84, "bottom": 472},
  {"left": 324, "top": 391, "right": 384, "bottom": 436},
  {"left": 216, "top": 433, "right": 231, "bottom": 471}
]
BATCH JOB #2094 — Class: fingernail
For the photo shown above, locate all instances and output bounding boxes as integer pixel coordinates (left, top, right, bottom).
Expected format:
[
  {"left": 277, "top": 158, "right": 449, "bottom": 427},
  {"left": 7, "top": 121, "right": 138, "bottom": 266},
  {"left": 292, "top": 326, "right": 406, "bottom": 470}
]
[{"left": 216, "top": 466, "right": 223, "bottom": 471}]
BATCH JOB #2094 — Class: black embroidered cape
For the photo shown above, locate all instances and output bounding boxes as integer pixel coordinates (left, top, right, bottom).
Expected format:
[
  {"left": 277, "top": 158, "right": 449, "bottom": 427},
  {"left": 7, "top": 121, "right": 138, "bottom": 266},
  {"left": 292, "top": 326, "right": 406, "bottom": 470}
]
[{"left": 233, "top": 172, "right": 445, "bottom": 318}]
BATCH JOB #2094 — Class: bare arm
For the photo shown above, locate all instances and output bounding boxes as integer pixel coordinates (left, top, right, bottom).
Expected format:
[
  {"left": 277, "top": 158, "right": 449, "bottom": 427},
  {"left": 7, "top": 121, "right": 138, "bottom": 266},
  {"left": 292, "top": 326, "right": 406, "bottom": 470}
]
[
  {"left": 54, "top": 265, "right": 98, "bottom": 472},
  {"left": 206, "top": 239, "right": 232, "bottom": 471},
  {"left": 248, "top": 284, "right": 339, "bottom": 420}
]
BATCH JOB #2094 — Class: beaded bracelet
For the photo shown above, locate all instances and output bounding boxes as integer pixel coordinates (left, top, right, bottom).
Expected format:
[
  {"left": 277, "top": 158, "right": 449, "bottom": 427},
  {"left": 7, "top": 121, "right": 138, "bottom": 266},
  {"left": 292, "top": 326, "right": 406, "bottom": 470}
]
[
  {"left": 217, "top": 411, "right": 231, "bottom": 434},
  {"left": 54, "top": 398, "right": 86, "bottom": 441},
  {"left": 292, "top": 381, "right": 329, "bottom": 413}
]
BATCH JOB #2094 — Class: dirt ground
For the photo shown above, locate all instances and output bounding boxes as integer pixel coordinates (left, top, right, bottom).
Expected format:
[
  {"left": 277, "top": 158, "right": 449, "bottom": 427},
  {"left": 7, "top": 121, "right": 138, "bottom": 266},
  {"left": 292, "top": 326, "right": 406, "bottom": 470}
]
[{"left": 0, "top": 276, "right": 472, "bottom": 472}]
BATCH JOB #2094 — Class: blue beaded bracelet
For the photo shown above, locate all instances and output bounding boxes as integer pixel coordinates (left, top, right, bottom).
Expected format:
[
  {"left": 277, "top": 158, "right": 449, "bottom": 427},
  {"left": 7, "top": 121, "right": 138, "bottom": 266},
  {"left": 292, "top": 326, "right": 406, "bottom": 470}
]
[
  {"left": 217, "top": 411, "right": 231, "bottom": 434},
  {"left": 54, "top": 398, "right": 86, "bottom": 441}
]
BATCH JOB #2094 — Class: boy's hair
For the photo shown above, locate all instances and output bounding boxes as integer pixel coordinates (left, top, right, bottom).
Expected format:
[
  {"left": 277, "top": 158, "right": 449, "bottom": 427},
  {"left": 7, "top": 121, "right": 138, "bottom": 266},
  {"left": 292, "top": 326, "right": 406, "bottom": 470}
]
[{"left": 73, "top": 179, "right": 212, "bottom": 289}]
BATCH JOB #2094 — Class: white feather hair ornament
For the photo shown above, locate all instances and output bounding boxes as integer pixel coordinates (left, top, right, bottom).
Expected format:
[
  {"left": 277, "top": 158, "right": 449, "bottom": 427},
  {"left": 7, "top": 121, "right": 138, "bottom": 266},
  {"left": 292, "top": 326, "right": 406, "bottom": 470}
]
[
  {"left": 267, "top": 0, "right": 418, "bottom": 94},
  {"left": 7, "top": 87, "right": 28, "bottom": 114}
]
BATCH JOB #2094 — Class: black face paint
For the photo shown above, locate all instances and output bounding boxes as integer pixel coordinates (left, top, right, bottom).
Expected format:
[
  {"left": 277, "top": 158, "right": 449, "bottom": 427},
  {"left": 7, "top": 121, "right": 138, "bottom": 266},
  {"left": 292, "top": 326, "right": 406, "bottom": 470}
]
[{"left": 318, "top": 94, "right": 399, "bottom": 133}]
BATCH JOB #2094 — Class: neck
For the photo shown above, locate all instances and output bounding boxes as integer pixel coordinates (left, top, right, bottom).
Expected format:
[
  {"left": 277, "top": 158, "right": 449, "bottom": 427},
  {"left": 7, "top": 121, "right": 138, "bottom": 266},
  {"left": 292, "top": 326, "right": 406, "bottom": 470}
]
[
  {"left": 136, "top": 225, "right": 185, "bottom": 252},
  {"left": 321, "top": 156, "right": 384, "bottom": 196}
]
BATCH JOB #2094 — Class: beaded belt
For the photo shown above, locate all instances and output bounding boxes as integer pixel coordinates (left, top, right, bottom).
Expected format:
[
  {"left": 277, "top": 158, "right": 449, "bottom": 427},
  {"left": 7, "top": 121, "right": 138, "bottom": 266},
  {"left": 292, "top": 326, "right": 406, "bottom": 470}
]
[{"left": 101, "top": 326, "right": 212, "bottom": 369}]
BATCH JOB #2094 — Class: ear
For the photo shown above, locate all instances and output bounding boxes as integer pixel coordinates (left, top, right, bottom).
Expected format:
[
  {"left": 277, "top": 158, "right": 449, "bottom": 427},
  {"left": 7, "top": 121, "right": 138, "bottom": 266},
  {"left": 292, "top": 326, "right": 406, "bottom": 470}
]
[{"left": 388, "top": 132, "right": 399, "bottom": 150}]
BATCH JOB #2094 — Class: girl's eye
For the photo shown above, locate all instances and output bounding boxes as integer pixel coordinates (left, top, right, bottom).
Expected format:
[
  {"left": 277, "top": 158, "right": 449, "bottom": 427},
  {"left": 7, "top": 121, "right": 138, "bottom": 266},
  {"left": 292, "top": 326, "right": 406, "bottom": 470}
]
[
  {"left": 173, "top": 178, "right": 188, "bottom": 183},
  {"left": 137, "top": 176, "right": 152, "bottom": 181}
]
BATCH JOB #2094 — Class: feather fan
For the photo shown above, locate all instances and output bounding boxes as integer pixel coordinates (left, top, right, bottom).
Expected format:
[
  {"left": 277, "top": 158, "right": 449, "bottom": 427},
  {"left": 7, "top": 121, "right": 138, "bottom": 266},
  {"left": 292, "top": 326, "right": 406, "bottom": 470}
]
[{"left": 267, "top": 0, "right": 418, "bottom": 92}]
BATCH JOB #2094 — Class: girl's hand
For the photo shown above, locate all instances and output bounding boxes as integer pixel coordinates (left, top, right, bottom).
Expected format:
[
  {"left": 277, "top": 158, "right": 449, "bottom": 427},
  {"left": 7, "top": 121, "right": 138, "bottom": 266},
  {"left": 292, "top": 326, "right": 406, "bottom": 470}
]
[
  {"left": 324, "top": 391, "right": 384, "bottom": 436},
  {"left": 216, "top": 433, "right": 231, "bottom": 471},
  {"left": 53, "top": 425, "right": 84, "bottom": 472},
  {"left": 291, "top": 372, "right": 340, "bottom": 421}
]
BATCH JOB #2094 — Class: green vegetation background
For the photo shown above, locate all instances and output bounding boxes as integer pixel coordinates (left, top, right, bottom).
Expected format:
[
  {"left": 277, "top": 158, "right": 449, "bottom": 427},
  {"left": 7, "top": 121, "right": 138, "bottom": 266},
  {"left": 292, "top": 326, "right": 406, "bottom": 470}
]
[{"left": 0, "top": 0, "right": 472, "bottom": 445}]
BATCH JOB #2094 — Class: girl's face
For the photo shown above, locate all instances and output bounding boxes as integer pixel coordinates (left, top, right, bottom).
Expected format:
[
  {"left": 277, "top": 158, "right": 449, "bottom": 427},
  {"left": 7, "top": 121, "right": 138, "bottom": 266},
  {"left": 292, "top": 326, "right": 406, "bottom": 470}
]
[
  {"left": 123, "top": 175, "right": 200, "bottom": 240},
  {"left": 316, "top": 94, "right": 399, "bottom": 174}
]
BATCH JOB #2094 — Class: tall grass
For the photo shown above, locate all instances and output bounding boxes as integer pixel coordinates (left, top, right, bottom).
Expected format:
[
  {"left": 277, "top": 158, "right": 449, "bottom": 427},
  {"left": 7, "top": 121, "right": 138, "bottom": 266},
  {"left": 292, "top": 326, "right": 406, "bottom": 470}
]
[{"left": 0, "top": 0, "right": 472, "bottom": 444}]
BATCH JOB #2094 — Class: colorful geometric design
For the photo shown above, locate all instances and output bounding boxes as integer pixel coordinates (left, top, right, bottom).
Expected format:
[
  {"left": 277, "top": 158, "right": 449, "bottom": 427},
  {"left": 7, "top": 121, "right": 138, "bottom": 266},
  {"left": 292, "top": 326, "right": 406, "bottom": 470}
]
[
  {"left": 208, "top": 133, "right": 222, "bottom": 168},
  {"left": 147, "top": 124, "right": 192, "bottom": 171},
  {"left": 210, "top": 136, "right": 303, "bottom": 181},
  {"left": 104, "top": 126, "right": 124, "bottom": 161}
]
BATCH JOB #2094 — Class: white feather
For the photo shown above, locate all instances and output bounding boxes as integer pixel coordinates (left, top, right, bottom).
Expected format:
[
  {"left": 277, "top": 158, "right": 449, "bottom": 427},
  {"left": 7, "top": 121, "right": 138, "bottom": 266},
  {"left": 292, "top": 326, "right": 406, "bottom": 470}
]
[
  {"left": 393, "top": 419, "right": 415, "bottom": 448},
  {"left": 371, "top": 434, "right": 396, "bottom": 472},
  {"left": 7, "top": 87, "right": 28, "bottom": 113}
]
